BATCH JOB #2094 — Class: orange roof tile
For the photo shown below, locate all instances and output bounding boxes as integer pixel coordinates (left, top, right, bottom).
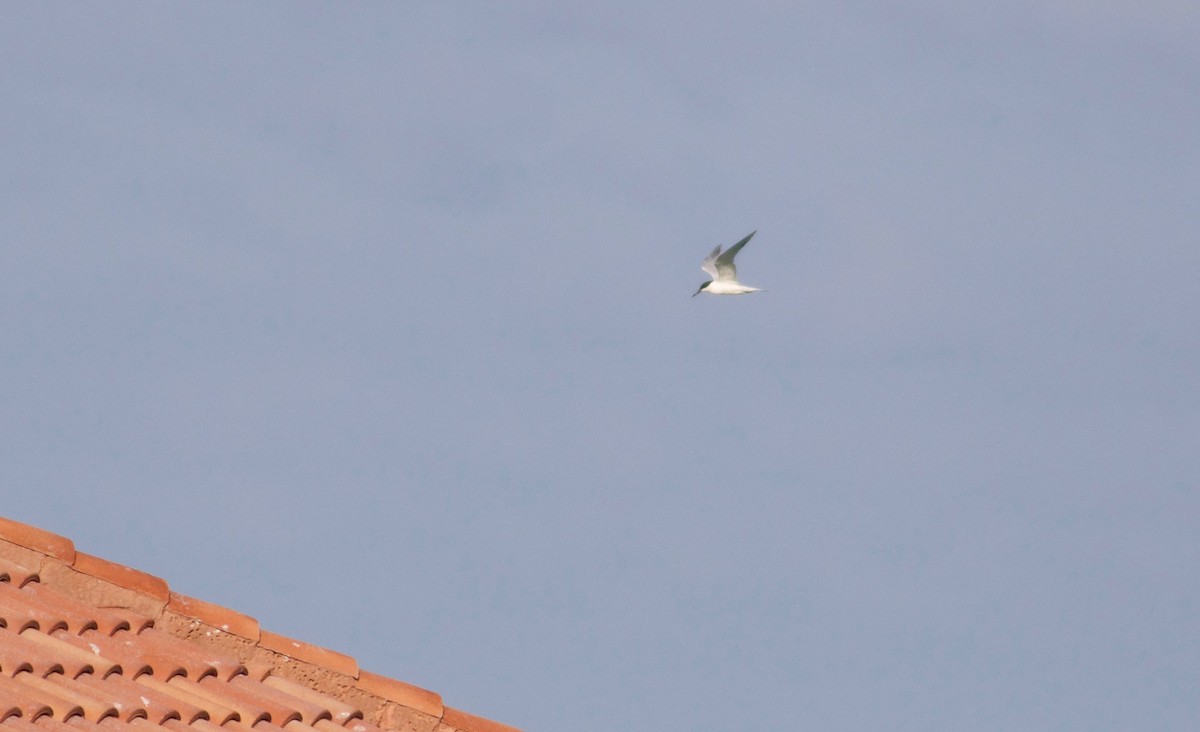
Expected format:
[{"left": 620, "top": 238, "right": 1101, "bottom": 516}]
[{"left": 0, "top": 516, "right": 520, "bottom": 732}]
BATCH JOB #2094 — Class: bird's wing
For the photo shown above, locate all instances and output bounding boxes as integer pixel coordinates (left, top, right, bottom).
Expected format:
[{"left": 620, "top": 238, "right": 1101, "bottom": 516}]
[
  {"left": 713, "top": 231, "right": 755, "bottom": 281},
  {"left": 700, "top": 245, "right": 722, "bottom": 279}
]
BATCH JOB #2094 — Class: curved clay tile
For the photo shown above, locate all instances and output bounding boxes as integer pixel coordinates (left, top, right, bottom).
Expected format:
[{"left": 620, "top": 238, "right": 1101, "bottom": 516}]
[
  {"left": 342, "top": 717, "right": 389, "bottom": 732},
  {"left": 173, "top": 674, "right": 277, "bottom": 727},
  {"left": 0, "top": 614, "right": 39, "bottom": 634},
  {"left": 32, "top": 715, "right": 92, "bottom": 732},
  {"left": 0, "top": 587, "right": 68, "bottom": 634},
  {"left": 166, "top": 592, "right": 260, "bottom": 639},
  {"left": 83, "top": 606, "right": 150, "bottom": 637},
  {"left": 163, "top": 717, "right": 223, "bottom": 732},
  {"left": 0, "top": 710, "right": 32, "bottom": 729},
  {"left": 42, "top": 671, "right": 146, "bottom": 722},
  {"left": 273, "top": 720, "right": 322, "bottom": 732},
  {"left": 32, "top": 672, "right": 122, "bottom": 721},
  {"left": 227, "top": 672, "right": 333, "bottom": 725},
  {"left": 135, "top": 627, "right": 247, "bottom": 681},
  {"left": 90, "top": 613, "right": 133, "bottom": 637},
  {"left": 0, "top": 627, "right": 70, "bottom": 678},
  {"left": 443, "top": 706, "right": 524, "bottom": 732},
  {"left": 200, "top": 718, "right": 251, "bottom": 732},
  {"left": 4, "top": 672, "right": 87, "bottom": 721},
  {"left": 313, "top": 718, "right": 379, "bottom": 732},
  {"left": 356, "top": 670, "right": 444, "bottom": 719},
  {"left": 15, "top": 628, "right": 115, "bottom": 678},
  {"left": 0, "top": 517, "right": 524, "bottom": 732},
  {"left": 258, "top": 630, "right": 359, "bottom": 678},
  {"left": 47, "top": 626, "right": 110, "bottom": 660},
  {"left": 0, "top": 675, "right": 53, "bottom": 721},
  {"left": 66, "top": 629, "right": 174, "bottom": 680},
  {"left": 0, "top": 653, "right": 38, "bottom": 678},
  {"left": 73, "top": 670, "right": 209, "bottom": 725},
  {"left": 7, "top": 582, "right": 100, "bottom": 635},
  {"left": 0, "top": 557, "right": 40, "bottom": 588},
  {"left": 0, "top": 713, "right": 50, "bottom": 732},
  {"left": 233, "top": 720, "right": 286, "bottom": 732},
  {"left": 136, "top": 675, "right": 241, "bottom": 726},
  {"left": 262, "top": 673, "right": 364, "bottom": 724}
]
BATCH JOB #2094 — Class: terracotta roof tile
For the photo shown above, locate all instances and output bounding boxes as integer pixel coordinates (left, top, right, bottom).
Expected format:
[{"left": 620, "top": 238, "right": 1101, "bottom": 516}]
[
  {"left": 175, "top": 675, "right": 275, "bottom": 726},
  {"left": 0, "top": 607, "right": 41, "bottom": 634},
  {"left": 35, "top": 559, "right": 164, "bottom": 620},
  {"left": 0, "top": 557, "right": 40, "bottom": 587},
  {"left": 312, "top": 715, "right": 367, "bottom": 729},
  {"left": 140, "top": 626, "right": 249, "bottom": 681},
  {"left": 163, "top": 718, "right": 207, "bottom": 732},
  {"left": 261, "top": 673, "right": 362, "bottom": 724},
  {"left": 1, "top": 628, "right": 70, "bottom": 677},
  {"left": 229, "top": 673, "right": 334, "bottom": 724},
  {"left": 1, "top": 716, "right": 37, "bottom": 730},
  {"left": 74, "top": 670, "right": 209, "bottom": 725},
  {"left": 56, "top": 630, "right": 154, "bottom": 679},
  {"left": 357, "top": 670, "right": 443, "bottom": 719},
  {"left": 259, "top": 630, "right": 359, "bottom": 678},
  {"left": 271, "top": 721, "right": 322, "bottom": 732},
  {"left": 0, "top": 518, "right": 75, "bottom": 564},
  {"left": 139, "top": 676, "right": 240, "bottom": 725},
  {"left": 186, "top": 720, "right": 233, "bottom": 732},
  {"left": 0, "top": 672, "right": 61, "bottom": 720},
  {"left": 0, "top": 580, "right": 96, "bottom": 634},
  {"left": 15, "top": 582, "right": 144, "bottom": 636},
  {"left": 40, "top": 671, "right": 135, "bottom": 721},
  {"left": 441, "top": 707, "right": 523, "bottom": 732},
  {"left": 0, "top": 516, "right": 521, "bottom": 732},
  {"left": 7, "top": 671, "right": 91, "bottom": 721},
  {"left": 108, "top": 610, "right": 156, "bottom": 636},
  {"left": 348, "top": 720, "right": 395, "bottom": 732},
  {"left": 31, "top": 627, "right": 138, "bottom": 678},
  {"left": 165, "top": 593, "right": 259, "bottom": 641},
  {"left": 71, "top": 553, "right": 171, "bottom": 604}
]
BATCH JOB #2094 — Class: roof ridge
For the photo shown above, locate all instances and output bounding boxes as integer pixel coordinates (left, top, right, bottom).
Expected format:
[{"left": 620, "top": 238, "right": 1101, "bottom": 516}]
[{"left": 0, "top": 515, "right": 519, "bottom": 732}]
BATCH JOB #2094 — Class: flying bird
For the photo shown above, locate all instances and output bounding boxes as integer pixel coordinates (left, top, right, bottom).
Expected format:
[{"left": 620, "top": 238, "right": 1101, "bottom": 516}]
[{"left": 692, "top": 231, "right": 763, "bottom": 297}]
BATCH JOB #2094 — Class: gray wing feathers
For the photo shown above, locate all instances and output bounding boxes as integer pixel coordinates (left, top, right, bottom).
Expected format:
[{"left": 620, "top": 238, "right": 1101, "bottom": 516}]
[
  {"left": 700, "top": 245, "right": 723, "bottom": 279},
  {"left": 720, "top": 231, "right": 756, "bottom": 262},
  {"left": 699, "top": 232, "right": 756, "bottom": 281},
  {"left": 713, "top": 231, "right": 756, "bottom": 280}
]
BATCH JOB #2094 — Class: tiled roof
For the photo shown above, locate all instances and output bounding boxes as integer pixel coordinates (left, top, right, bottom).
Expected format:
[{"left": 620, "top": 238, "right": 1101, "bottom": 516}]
[{"left": 0, "top": 517, "right": 519, "bottom": 732}]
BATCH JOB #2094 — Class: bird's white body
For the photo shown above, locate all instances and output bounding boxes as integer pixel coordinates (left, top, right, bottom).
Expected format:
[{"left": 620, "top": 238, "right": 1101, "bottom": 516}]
[
  {"left": 702, "top": 279, "right": 763, "bottom": 295},
  {"left": 693, "top": 231, "right": 763, "bottom": 297}
]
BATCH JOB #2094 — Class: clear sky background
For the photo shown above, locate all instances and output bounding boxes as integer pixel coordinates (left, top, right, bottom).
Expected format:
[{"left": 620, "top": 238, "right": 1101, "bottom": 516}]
[{"left": 3, "top": 4, "right": 1198, "bottom": 730}]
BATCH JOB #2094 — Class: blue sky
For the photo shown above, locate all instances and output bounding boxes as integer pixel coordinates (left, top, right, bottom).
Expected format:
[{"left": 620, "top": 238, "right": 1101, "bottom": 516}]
[{"left": 3, "top": 4, "right": 1198, "bottom": 730}]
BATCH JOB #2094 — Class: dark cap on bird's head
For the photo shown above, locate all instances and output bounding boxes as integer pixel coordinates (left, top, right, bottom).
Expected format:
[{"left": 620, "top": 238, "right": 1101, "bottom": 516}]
[{"left": 692, "top": 280, "right": 712, "bottom": 297}]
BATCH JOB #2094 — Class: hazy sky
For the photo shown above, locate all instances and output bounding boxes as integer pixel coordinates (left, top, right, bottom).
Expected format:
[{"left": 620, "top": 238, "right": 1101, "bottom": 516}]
[{"left": 3, "top": 4, "right": 1198, "bottom": 730}]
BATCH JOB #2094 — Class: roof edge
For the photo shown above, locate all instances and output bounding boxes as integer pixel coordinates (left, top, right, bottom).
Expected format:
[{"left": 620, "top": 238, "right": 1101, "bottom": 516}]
[
  {"left": 0, "top": 516, "right": 76, "bottom": 563},
  {"left": 261, "top": 629, "right": 360, "bottom": 678},
  {"left": 167, "top": 591, "right": 261, "bottom": 640},
  {"left": 0, "top": 515, "right": 521, "bottom": 732},
  {"left": 443, "top": 706, "right": 524, "bottom": 732},
  {"left": 359, "top": 670, "right": 444, "bottom": 719},
  {"left": 73, "top": 551, "right": 171, "bottom": 602}
]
